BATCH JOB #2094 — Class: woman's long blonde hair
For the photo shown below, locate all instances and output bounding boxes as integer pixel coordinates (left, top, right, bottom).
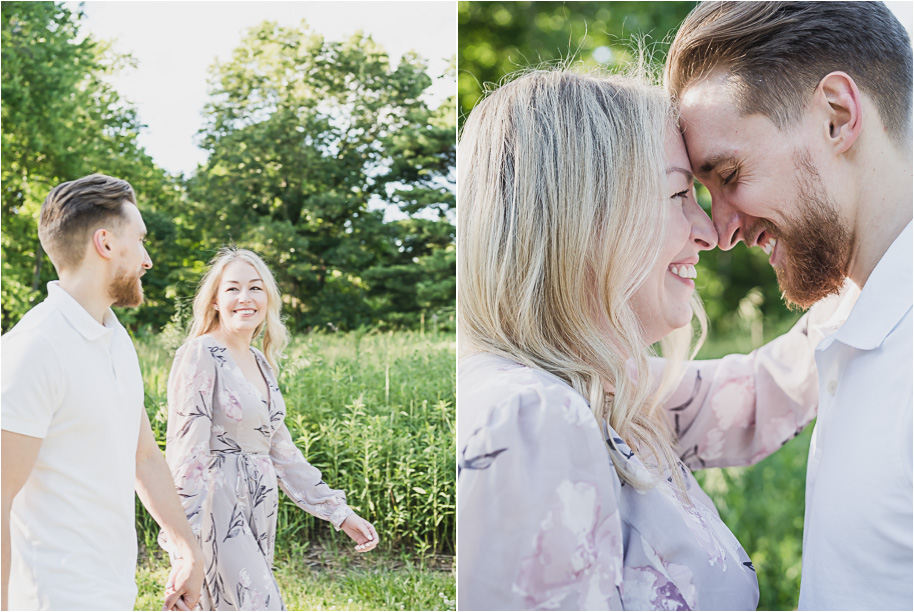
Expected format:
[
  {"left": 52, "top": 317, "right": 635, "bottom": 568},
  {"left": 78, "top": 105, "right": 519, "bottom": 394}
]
[
  {"left": 458, "top": 68, "right": 707, "bottom": 490},
  {"left": 187, "top": 247, "right": 289, "bottom": 372}
]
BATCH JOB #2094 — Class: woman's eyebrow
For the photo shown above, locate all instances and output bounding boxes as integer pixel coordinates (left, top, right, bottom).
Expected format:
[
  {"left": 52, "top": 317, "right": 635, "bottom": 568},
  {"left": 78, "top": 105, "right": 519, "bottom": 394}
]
[
  {"left": 223, "top": 278, "right": 263, "bottom": 284},
  {"left": 666, "top": 166, "right": 694, "bottom": 182}
]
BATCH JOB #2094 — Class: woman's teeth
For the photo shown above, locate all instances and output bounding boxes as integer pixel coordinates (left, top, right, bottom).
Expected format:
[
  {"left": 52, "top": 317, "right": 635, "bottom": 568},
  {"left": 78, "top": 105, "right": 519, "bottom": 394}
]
[
  {"left": 669, "top": 264, "right": 697, "bottom": 279},
  {"left": 760, "top": 237, "right": 777, "bottom": 256},
  {"left": 235, "top": 309, "right": 256, "bottom": 315}
]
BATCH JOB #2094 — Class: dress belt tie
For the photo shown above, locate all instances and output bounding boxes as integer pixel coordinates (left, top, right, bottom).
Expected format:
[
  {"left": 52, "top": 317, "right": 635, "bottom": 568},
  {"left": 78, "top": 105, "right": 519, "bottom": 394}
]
[{"left": 211, "top": 448, "right": 269, "bottom": 457}]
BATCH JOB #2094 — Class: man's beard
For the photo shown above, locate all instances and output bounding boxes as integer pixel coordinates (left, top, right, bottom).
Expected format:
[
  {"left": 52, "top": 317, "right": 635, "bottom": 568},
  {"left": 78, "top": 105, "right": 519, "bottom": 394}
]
[
  {"left": 763, "top": 151, "right": 851, "bottom": 309},
  {"left": 109, "top": 265, "right": 144, "bottom": 308}
]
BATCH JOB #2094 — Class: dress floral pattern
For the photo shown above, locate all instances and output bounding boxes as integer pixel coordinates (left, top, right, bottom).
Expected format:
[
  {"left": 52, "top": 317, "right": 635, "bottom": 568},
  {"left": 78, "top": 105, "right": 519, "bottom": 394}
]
[
  {"left": 160, "top": 335, "right": 354, "bottom": 611},
  {"left": 457, "top": 305, "right": 835, "bottom": 610}
]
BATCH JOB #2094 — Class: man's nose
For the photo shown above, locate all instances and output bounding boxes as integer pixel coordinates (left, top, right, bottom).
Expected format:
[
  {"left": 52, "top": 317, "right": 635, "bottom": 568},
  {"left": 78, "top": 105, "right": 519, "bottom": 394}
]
[{"left": 143, "top": 249, "right": 153, "bottom": 269}]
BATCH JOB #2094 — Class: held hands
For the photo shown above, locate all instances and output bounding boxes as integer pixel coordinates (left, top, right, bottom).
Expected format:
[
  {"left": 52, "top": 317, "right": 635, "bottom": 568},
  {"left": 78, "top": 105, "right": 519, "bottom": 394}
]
[
  {"left": 162, "top": 549, "right": 204, "bottom": 611},
  {"left": 341, "top": 513, "right": 379, "bottom": 552}
]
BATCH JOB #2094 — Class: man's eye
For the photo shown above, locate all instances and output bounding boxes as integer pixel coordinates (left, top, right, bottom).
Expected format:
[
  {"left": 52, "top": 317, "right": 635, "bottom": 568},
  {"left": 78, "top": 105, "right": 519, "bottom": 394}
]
[{"left": 721, "top": 170, "right": 738, "bottom": 186}]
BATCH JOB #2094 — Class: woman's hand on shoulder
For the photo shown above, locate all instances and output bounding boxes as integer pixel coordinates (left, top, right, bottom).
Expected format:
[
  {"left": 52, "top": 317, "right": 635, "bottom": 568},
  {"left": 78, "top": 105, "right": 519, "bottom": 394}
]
[{"left": 341, "top": 513, "right": 379, "bottom": 552}]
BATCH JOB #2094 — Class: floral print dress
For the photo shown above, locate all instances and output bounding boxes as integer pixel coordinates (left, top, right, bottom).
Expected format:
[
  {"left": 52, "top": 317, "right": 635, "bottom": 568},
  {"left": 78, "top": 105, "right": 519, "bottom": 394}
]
[
  {"left": 458, "top": 305, "right": 838, "bottom": 610},
  {"left": 160, "top": 335, "right": 354, "bottom": 611}
]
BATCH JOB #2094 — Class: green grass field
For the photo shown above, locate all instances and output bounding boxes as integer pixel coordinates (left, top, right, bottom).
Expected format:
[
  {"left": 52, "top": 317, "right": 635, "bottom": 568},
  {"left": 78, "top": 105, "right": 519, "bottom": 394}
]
[
  {"left": 133, "top": 328, "right": 455, "bottom": 610},
  {"left": 135, "top": 549, "right": 456, "bottom": 611}
]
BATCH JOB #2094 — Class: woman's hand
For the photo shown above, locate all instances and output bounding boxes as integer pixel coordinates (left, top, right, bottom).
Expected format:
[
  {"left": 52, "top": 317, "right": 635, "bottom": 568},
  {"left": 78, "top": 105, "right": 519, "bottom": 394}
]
[{"left": 341, "top": 514, "right": 379, "bottom": 552}]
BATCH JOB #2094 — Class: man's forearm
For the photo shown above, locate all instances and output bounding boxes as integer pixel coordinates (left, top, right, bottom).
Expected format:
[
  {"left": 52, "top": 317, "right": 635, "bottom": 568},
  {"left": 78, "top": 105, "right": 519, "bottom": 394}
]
[
  {"left": 135, "top": 434, "right": 204, "bottom": 609},
  {"left": 135, "top": 448, "right": 199, "bottom": 555},
  {"left": 3, "top": 503, "right": 10, "bottom": 611}
]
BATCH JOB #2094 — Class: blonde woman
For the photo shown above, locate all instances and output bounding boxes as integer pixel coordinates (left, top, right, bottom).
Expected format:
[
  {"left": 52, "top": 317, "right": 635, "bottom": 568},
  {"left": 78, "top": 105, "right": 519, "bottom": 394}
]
[
  {"left": 457, "top": 70, "right": 840, "bottom": 610},
  {"left": 160, "top": 247, "right": 378, "bottom": 611}
]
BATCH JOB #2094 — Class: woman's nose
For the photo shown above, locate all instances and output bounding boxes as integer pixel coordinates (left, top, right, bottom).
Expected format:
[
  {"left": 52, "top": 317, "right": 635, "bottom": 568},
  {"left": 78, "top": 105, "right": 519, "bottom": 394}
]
[{"left": 688, "top": 197, "right": 718, "bottom": 251}]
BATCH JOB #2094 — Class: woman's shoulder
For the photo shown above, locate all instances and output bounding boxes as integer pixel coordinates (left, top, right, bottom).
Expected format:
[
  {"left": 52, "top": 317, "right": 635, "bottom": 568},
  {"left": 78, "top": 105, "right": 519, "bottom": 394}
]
[
  {"left": 459, "top": 353, "right": 587, "bottom": 405},
  {"left": 457, "top": 353, "right": 598, "bottom": 446},
  {"left": 173, "top": 335, "right": 223, "bottom": 366}
]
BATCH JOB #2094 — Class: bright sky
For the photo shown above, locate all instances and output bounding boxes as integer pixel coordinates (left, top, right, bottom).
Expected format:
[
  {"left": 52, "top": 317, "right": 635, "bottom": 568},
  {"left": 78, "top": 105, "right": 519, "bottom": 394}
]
[{"left": 67, "top": 1, "right": 456, "bottom": 176}]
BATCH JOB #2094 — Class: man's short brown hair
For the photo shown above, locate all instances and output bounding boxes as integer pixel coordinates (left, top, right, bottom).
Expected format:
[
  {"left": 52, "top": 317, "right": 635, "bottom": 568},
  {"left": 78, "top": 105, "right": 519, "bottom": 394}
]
[
  {"left": 665, "top": 1, "right": 913, "bottom": 150},
  {"left": 38, "top": 174, "right": 136, "bottom": 271}
]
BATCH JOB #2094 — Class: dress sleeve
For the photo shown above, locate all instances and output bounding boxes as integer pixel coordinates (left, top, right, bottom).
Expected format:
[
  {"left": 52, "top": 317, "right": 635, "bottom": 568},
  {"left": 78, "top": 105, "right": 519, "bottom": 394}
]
[
  {"left": 458, "top": 373, "right": 624, "bottom": 610},
  {"left": 269, "top": 419, "right": 354, "bottom": 530},
  {"left": 662, "top": 288, "right": 854, "bottom": 469},
  {"left": 161, "top": 340, "right": 216, "bottom": 551}
]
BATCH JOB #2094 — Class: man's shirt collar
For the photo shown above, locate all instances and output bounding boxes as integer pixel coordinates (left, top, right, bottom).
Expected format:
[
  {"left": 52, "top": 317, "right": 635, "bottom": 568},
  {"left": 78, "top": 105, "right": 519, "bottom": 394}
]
[
  {"left": 831, "top": 221, "right": 913, "bottom": 351},
  {"left": 46, "top": 281, "right": 119, "bottom": 343}
]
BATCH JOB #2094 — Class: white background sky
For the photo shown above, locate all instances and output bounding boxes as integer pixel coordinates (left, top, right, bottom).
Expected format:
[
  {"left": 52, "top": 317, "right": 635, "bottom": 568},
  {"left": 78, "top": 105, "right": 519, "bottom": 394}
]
[{"left": 66, "top": 1, "right": 456, "bottom": 176}]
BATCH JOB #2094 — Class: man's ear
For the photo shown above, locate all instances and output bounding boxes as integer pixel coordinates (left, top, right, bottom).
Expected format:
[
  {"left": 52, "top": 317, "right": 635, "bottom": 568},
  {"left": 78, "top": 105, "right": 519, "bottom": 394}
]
[
  {"left": 817, "top": 71, "right": 862, "bottom": 154},
  {"left": 92, "top": 228, "right": 115, "bottom": 260}
]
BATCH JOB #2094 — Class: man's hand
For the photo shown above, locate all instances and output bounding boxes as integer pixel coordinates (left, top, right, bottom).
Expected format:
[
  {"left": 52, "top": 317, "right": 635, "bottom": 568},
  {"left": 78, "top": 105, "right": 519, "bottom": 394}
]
[
  {"left": 163, "top": 553, "right": 204, "bottom": 611},
  {"left": 341, "top": 514, "right": 379, "bottom": 552}
]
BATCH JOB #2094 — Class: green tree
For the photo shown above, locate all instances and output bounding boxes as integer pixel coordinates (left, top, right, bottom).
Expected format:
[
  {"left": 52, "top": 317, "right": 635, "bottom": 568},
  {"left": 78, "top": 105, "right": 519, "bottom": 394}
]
[
  {"left": 188, "top": 21, "right": 455, "bottom": 331},
  {"left": 1, "top": 1, "right": 184, "bottom": 332}
]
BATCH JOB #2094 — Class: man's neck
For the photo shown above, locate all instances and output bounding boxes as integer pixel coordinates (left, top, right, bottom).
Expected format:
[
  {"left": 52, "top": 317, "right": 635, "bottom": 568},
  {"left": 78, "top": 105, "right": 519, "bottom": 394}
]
[
  {"left": 847, "top": 146, "right": 913, "bottom": 288},
  {"left": 57, "top": 272, "right": 113, "bottom": 325}
]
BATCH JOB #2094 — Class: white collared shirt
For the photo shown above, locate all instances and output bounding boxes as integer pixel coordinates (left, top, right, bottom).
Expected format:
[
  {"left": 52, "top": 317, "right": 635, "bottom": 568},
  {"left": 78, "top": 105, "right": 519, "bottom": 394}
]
[
  {"left": 799, "top": 222, "right": 913, "bottom": 611},
  {"left": 1, "top": 282, "right": 144, "bottom": 610}
]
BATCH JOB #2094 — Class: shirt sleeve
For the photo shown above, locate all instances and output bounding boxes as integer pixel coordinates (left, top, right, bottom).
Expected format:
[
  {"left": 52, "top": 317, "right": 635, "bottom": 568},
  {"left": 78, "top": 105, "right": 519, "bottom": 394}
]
[
  {"left": 269, "top": 418, "right": 354, "bottom": 530},
  {"left": 162, "top": 340, "right": 216, "bottom": 549},
  {"left": 663, "top": 292, "right": 850, "bottom": 470},
  {"left": 1, "top": 331, "right": 63, "bottom": 439},
  {"left": 458, "top": 375, "right": 624, "bottom": 610}
]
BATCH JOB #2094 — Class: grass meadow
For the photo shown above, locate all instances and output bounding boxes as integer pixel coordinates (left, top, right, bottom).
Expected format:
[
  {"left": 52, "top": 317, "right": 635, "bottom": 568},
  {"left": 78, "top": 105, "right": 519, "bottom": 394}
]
[{"left": 133, "top": 328, "right": 456, "bottom": 611}]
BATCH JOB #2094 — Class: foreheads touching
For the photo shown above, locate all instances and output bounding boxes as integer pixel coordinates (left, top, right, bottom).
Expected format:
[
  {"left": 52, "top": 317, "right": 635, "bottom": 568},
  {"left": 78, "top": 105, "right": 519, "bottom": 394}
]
[{"left": 38, "top": 174, "right": 138, "bottom": 272}]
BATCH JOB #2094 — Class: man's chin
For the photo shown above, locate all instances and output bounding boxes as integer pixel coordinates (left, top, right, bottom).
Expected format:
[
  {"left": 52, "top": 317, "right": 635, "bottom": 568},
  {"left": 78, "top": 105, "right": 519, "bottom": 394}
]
[
  {"left": 111, "top": 281, "right": 145, "bottom": 309},
  {"left": 774, "top": 255, "right": 845, "bottom": 310}
]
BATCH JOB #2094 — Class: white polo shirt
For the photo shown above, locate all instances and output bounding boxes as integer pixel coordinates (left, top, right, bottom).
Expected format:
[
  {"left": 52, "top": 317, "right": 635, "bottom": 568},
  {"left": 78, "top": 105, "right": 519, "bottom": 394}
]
[
  {"left": 1, "top": 282, "right": 144, "bottom": 610},
  {"left": 799, "top": 222, "right": 913, "bottom": 611}
]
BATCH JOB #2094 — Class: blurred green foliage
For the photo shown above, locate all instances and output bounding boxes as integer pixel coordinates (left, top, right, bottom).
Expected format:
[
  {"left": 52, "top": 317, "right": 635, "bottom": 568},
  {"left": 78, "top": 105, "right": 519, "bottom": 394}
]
[
  {"left": 458, "top": 1, "right": 696, "bottom": 121},
  {"left": 2, "top": 2, "right": 455, "bottom": 334}
]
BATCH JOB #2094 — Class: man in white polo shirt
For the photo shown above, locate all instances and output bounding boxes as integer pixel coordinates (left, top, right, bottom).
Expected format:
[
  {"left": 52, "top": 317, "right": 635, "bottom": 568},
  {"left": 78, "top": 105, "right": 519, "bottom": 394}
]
[
  {"left": 2, "top": 174, "right": 204, "bottom": 610},
  {"left": 666, "top": 2, "right": 912, "bottom": 609}
]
